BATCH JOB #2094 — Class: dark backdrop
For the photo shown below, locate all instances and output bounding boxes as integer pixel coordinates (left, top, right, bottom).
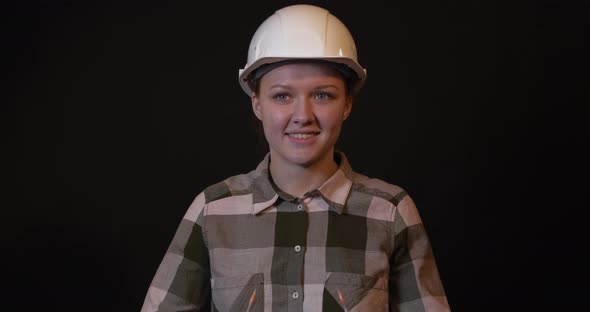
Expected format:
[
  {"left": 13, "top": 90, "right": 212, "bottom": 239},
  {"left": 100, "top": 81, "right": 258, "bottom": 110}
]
[{"left": 5, "top": 0, "right": 588, "bottom": 311}]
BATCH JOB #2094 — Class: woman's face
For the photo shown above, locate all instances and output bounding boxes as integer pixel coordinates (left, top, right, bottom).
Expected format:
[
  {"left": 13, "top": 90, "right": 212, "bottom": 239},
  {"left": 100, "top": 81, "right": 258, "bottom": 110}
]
[{"left": 252, "top": 62, "right": 352, "bottom": 170}]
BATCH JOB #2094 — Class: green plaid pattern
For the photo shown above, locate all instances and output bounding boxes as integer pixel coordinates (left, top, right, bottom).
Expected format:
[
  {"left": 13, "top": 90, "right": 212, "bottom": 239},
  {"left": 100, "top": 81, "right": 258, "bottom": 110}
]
[{"left": 141, "top": 152, "right": 449, "bottom": 311}]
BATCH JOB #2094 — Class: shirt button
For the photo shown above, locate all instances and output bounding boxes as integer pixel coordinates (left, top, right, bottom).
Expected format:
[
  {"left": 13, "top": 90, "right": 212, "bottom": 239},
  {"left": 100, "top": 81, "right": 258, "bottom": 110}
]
[
  {"left": 294, "top": 245, "right": 301, "bottom": 252},
  {"left": 297, "top": 204, "right": 303, "bottom": 211},
  {"left": 292, "top": 291, "right": 299, "bottom": 299}
]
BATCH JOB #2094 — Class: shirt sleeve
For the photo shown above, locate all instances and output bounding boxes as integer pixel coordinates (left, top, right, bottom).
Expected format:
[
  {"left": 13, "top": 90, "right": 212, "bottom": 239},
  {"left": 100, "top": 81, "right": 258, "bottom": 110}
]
[
  {"left": 388, "top": 194, "right": 450, "bottom": 312},
  {"left": 141, "top": 192, "right": 211, "bottom": 312}
]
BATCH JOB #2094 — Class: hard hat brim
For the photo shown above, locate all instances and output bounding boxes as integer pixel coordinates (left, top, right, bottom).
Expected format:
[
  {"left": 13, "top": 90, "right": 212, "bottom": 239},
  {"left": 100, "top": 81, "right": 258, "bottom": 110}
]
[{"left": 238, "top": 57, "right": 366, "bottom": 97}]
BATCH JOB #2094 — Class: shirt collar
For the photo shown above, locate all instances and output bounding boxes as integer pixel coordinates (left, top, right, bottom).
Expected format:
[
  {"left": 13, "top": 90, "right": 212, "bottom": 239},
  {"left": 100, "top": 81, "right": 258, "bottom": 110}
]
[{"left": 250, "top": 151, "right": 354, "bottom": 215}]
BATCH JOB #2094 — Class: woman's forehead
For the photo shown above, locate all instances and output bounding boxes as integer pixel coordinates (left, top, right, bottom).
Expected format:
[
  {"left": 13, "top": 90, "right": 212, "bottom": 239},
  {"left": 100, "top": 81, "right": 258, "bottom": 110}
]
[{"left": 260, "top": 63, "right": 345, "bottom": 85}]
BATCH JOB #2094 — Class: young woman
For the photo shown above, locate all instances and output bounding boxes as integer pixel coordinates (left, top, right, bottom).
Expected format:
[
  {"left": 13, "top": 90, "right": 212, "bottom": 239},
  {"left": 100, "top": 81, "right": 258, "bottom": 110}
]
[{"left": 141, "top": 4, "right": 449, "bottom": 311}]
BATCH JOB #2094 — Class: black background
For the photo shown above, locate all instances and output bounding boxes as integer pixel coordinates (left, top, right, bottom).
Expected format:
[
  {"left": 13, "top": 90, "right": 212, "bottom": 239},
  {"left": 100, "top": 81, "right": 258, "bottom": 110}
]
[{"left": 5, "top": 0, "right": 588, "bottom": 311}]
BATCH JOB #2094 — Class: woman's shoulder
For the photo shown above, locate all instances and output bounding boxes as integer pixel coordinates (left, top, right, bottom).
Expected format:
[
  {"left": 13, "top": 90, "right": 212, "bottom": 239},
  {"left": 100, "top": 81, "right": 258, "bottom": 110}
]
[
  {"left": 348, "top": 171, "right": 409, "bottom": 206},
  {"left": 200, "top": 168, "right": 261, "bottom": 205}
]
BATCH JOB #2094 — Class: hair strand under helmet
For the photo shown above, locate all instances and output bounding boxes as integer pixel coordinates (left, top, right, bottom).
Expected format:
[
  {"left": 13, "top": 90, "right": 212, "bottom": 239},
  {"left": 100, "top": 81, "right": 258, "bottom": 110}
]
[{"left": 238, "top": 4, "right": 367, "bottom": 97}]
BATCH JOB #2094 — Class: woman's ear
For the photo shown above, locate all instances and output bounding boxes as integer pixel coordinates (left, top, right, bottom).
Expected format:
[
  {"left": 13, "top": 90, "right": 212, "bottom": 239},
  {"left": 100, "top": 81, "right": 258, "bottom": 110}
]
[
  {"left": 251, "top": 93, "right": 263, "bottom": 121},
  {"left": 343, "top": 95, "right": 353, "bottom": 120}
]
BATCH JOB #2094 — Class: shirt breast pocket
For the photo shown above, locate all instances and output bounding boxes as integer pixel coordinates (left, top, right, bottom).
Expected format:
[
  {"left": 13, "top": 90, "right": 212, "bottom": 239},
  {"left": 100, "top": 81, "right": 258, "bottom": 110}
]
[
  {"left": 211, "top": 272, "right": 264, "bottom": 312},
  {"left": 324, "top": 272, "right": 388, "bottom": 312}
]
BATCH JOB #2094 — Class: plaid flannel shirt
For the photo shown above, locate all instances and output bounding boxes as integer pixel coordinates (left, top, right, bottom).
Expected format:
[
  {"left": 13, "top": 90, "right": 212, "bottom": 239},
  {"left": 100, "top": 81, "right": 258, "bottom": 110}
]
[{"left": 141, "top": 151, "right": 449, "bottom": 311}]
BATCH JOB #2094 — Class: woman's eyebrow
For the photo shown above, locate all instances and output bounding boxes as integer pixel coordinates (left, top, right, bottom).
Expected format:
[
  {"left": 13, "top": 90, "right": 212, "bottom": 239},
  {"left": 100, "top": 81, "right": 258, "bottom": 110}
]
[
  {"left": 268, "top": 84, "right": 340, "bottom": 90},
  {"left": 313, "top": 84, "right": 339, "bottom": 90},
  {"left": 268, "top": 84, "right": 292, "bottom": 90}
]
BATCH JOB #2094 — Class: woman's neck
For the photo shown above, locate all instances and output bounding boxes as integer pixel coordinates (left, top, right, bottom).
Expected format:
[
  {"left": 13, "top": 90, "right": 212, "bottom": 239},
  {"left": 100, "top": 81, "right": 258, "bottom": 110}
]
[{"left": 269, "top": 152, "right": 338, "bottom": 198}]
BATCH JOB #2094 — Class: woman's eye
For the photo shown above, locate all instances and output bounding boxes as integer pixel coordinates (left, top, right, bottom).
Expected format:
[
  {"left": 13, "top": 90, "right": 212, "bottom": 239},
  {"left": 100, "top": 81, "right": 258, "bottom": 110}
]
[
  {"left": 314, "top": 92, "right": 332, "bottom": 100},
  {"left": 273, "top": 93, "right": 290, "bottom": 101}
]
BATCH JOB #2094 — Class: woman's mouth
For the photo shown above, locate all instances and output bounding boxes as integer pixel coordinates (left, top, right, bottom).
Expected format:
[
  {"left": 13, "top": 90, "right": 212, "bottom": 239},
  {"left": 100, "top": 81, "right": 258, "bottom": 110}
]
[
  {"left": 288, "top": 133, "right": 318, "bottom": 139},
  {"left": 286, "top": 132, "right": 320, "bottom": 144}
]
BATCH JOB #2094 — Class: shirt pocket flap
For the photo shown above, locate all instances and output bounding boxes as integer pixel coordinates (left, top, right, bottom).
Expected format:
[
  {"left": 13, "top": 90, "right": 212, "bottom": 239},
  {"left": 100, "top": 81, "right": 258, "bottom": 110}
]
[
  {"left": 325, "top": 273, "right": 387, "bottom": 311},
  {"left": 211, "top": 272, "right": 263, "bottom": 289},
  {"left": 325, "top": 272, "right": 386, "bottom": 290}
]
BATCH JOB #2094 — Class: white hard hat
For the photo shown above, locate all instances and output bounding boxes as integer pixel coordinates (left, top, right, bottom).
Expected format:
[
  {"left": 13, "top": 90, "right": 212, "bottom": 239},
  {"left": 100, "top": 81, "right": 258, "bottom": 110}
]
[{"left": 238, "top": 4, "right": 367, "bottom": 96}]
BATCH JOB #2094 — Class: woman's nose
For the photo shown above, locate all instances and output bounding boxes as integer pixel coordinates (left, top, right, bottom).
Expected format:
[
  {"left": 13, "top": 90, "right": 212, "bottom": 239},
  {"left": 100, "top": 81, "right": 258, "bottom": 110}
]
[{"left": 292, "top": 98, "right": 314, "bottom": 124}]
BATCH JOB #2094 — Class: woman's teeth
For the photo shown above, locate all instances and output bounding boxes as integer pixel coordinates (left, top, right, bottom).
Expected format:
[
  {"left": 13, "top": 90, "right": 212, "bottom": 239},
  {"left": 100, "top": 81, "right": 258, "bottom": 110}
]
[{"left": 289, "top": 133, "right": 316, "bottom": 139}]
